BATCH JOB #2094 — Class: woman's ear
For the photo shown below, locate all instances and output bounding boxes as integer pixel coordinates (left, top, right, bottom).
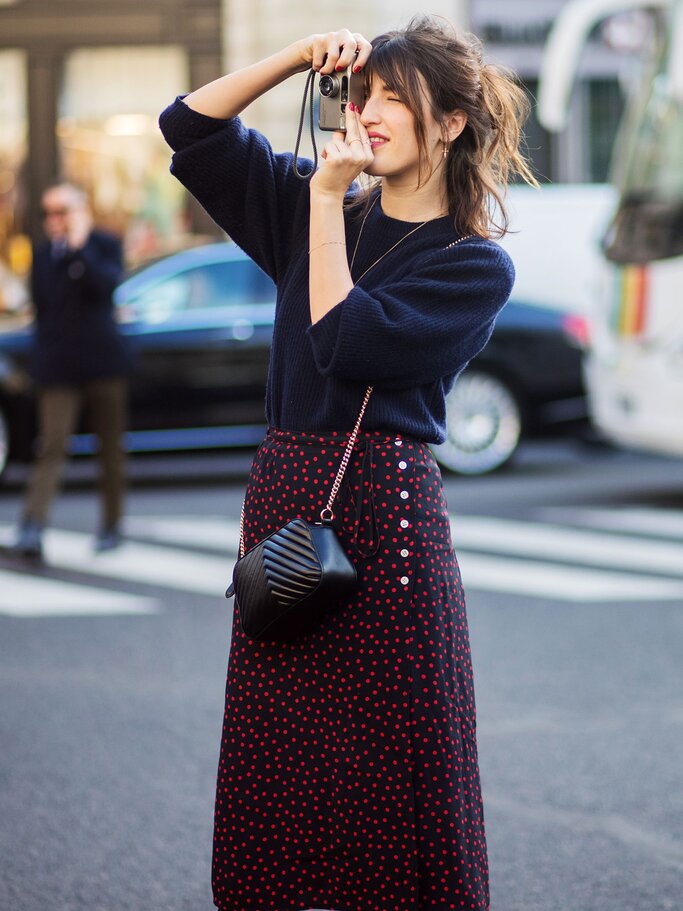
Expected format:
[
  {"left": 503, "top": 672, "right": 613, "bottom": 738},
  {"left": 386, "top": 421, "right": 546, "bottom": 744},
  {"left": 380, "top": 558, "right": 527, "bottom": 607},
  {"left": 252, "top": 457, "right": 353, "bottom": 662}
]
[{"left": 445, "top": 110, "right": 467, "bottom": 143}]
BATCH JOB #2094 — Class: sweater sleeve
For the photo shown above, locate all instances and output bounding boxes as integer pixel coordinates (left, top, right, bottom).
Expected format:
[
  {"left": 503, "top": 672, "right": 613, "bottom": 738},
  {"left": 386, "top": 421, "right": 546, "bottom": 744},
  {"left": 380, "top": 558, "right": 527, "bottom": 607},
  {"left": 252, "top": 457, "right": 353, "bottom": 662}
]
[
  {"left": 305, "top": 241, "right": 515, "bottom": 390},
  {"left": 158, "top": 95, "right": 309, "bottom": 283}
]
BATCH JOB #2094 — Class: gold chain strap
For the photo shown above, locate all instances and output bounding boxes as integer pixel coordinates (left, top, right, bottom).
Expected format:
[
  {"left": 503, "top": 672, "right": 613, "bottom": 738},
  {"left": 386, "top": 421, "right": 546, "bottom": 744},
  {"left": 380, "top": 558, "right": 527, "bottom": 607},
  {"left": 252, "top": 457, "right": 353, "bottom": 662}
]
[
  {"left": 320, "top": 384, "right": 373, "bottom": 522},
  {"left": 238, "top": 498, "right": 246, "bottom": 560},
  {"left": 444, "top": 234, "right": 474, "bottom": 249},
  {"left": 237, "top": 385, "right": 372, "bottom": 559}
]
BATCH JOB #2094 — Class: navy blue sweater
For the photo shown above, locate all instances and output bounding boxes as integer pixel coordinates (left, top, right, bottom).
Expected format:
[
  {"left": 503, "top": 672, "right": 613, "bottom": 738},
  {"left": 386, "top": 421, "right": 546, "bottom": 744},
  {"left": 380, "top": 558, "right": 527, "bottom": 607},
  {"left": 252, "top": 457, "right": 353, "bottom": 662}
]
[{"left": 159, "top": 96, "right": 515, "bottom": 443}]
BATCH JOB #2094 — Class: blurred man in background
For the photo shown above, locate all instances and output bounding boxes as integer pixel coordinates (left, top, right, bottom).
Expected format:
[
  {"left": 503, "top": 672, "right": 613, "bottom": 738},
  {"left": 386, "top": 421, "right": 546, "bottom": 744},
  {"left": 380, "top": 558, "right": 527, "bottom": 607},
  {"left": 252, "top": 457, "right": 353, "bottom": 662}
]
[{"left": 11, "top": 182, "right": 131, "bottom": 561}]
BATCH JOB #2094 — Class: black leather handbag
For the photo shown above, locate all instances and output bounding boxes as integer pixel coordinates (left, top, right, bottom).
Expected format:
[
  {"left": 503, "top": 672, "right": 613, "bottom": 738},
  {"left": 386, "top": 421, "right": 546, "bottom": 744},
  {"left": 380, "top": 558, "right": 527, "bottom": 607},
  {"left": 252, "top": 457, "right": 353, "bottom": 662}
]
[{"left": 225, "top": 386, "right": 373, "bottom": 643}]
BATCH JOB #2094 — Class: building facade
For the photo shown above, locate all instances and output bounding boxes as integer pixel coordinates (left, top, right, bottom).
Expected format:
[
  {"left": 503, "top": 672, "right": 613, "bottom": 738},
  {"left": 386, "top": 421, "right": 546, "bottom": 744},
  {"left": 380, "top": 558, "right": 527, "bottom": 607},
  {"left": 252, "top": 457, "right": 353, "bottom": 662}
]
[
  {"left": 0, "top": 0, "right": 468, "bottom": 302},
  {"left": 470, "top": 0, "right": 641, "bottom": 184},
  {"left": 0, "top": 0, "right": 222, "bottom": 294},
  {"left": 0, "top": 0, "right": 639, "bottom": 306}
]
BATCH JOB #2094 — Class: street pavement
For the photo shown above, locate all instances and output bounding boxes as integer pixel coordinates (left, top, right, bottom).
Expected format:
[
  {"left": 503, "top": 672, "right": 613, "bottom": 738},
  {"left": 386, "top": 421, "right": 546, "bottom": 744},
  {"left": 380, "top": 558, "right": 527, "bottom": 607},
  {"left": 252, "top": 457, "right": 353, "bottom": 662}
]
[{"left": 0, "top": 438, "right": 681, "bottom": 911}]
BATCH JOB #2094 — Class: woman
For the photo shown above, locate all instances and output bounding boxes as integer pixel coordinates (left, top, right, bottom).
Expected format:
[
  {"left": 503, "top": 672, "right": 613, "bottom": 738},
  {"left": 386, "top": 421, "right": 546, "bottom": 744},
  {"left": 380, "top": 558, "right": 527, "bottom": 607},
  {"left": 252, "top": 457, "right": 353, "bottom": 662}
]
[{"left": 160, "top": 16, "right": 536, "bottom": 911}]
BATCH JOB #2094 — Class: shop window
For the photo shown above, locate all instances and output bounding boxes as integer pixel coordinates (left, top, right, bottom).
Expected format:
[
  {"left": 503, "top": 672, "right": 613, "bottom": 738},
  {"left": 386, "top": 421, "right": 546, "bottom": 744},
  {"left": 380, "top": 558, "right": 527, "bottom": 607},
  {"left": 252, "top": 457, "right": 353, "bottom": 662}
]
[
  {"left": 58, "top": 46, "right": 192, "bottom": 268},
  {"left": 0, "top": 50, "right": 30, "bottom": 318}
]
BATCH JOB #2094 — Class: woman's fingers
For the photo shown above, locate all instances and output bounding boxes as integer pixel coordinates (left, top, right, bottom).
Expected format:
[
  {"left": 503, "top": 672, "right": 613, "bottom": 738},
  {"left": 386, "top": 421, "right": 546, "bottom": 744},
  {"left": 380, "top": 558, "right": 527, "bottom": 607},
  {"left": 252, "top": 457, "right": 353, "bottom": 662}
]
[
  {"left": 352, "top": 34, "right": 373, "bottom": 71},
  {"left": 343, "top": 107, "right": 362, "bottom": 152},
  {"left": 309, "top": 33, "right": 337, "bottom": 72},
  {"left": 320, "top": 35, "right": 342, "bottom": 74},
  {"left": 323, "top": 136, "right": 347, "bottom": 161},
  {"left": 320, "top": 30, "right": 353, "bottom": 74},
  {"left": 331, "top": 122, "right": 365, "bottom": 165},
  {"left": 310, "top": 40, "right": 327, "bottom": 73},
  {"left": 308, "top": 29, "right": 369, "bottom": 74},
  {"left": 350, "top": 106, "right": 372, "bottom": 146},
  {"left": 313, "top": 113, "right": 372, "bottom": 195},
  {"left": 344, "top": 106, "right": 373, "bottom": 163},
  {"left": 335, "top": 34, "right": 360, "bottom": 72}
]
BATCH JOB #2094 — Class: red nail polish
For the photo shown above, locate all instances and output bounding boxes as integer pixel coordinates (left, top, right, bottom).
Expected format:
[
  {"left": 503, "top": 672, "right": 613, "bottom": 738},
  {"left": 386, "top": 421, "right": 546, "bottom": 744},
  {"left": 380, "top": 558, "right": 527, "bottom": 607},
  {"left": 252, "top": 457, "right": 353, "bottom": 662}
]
[
  {"left": 353, "top": 65, "right": 361, "bottom": 74},
  {"left": 336, "top": 64, "right": 345, "bottom": 71}
]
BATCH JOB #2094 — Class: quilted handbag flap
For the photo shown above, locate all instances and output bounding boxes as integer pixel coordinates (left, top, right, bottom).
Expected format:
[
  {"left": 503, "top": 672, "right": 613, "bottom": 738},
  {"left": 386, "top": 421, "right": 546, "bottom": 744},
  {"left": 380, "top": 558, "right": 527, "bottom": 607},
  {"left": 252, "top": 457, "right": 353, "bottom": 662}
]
[
  {"left": 227, "top": 518, "right": 356, "bottom": 641},
  {"left": 262, "top": 519, "right": 323, "bottom": 606},
  {"left": 230, "top": 519, "right": 319, "bottom": 607}
]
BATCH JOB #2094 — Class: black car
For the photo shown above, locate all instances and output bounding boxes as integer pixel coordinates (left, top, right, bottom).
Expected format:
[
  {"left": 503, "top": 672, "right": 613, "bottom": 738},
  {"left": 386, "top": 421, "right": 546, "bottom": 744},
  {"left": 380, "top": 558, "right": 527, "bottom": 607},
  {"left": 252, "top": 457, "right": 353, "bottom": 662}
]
[
  {"left": 433, "top": 300, "right": 589, "bottom": 473},
  {"left": 0, "top": 243, "right": 588, "bottom": 479}
]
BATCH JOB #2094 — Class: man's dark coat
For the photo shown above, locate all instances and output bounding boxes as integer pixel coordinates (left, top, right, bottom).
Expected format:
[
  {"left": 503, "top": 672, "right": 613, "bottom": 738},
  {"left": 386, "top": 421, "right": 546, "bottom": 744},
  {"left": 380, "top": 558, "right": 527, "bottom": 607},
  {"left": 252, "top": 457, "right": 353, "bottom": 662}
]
[{"left": 30, "top": 229, "right": 131, "bottom": 385}]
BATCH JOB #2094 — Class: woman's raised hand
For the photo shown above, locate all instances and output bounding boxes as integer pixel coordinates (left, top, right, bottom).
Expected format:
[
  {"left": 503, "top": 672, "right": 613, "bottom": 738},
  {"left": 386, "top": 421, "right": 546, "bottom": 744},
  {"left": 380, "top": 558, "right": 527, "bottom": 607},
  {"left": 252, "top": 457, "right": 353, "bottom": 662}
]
[
  {"left": 179, "top": 29, "right": 372, "bottom": 124},
  {"left": 310, "top": 103, "right": 374, "bottom": 198},
  {"left": 297, "top": 29, "right": 372, "bottom": 74},
  {"left": 297, "top": 30, "right": 374, "bottom": 197}
]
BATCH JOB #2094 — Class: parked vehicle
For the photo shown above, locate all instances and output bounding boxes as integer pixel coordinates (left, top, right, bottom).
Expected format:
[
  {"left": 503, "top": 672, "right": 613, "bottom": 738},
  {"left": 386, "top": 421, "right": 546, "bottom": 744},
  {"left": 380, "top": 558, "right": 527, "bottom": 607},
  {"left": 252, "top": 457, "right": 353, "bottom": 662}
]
[
  {"left": 0, "top": 243, "right": 588, "bottom": 480},
  {"left": 538, "top": 0, "right": 683, "bottom": 459},
  {"left": 434, "top": 301, "right": 588, "bottom": 474}
]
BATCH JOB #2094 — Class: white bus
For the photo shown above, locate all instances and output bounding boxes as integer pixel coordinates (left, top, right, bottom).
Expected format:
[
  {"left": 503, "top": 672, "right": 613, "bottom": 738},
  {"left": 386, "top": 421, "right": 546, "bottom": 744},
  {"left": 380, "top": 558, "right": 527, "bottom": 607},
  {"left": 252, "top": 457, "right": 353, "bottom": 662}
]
[{"left": 538, "top": 0, "right": 683, "bottom": 457}]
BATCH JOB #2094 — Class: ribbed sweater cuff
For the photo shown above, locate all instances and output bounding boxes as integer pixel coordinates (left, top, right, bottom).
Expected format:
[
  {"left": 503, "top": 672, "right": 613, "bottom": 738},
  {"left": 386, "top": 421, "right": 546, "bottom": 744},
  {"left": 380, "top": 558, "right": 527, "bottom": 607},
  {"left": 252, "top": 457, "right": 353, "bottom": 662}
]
[
  {"left": 158, "top": 95, "right": 236, "bottom": 151},
  {"left": 306, "top": 304, "right": 344, "bottom": 375}
]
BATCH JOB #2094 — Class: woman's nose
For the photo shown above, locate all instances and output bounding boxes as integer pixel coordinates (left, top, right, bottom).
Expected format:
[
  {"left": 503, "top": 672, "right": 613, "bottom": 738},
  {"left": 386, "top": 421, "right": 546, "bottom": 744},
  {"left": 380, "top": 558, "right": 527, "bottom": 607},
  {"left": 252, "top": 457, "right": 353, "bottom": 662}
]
[{"left": 360, "top": 100, "right": 380, "bottom": 126}]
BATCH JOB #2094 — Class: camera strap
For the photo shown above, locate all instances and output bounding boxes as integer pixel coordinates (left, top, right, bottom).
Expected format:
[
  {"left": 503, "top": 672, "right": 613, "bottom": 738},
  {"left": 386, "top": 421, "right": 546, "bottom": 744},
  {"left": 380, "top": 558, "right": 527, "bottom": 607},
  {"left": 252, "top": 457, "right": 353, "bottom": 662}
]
[{"left": 293, "top": 69, "right": 318, "bottom": 180}]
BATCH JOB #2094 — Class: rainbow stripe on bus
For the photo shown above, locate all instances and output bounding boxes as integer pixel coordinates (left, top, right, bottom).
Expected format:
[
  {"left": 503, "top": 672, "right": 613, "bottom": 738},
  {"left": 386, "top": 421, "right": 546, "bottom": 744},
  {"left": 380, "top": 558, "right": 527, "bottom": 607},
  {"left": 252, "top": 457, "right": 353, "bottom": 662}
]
[{"left": 612, "top": 265, "right": 649, "bottom": 336}]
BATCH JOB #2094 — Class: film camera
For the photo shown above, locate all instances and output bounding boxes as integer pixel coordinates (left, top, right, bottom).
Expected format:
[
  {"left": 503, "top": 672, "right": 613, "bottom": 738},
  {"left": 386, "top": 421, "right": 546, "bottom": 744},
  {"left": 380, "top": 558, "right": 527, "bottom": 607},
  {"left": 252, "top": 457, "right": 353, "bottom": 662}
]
[{"left": 318, "top": 65, "right": 365, "bottom": 131}]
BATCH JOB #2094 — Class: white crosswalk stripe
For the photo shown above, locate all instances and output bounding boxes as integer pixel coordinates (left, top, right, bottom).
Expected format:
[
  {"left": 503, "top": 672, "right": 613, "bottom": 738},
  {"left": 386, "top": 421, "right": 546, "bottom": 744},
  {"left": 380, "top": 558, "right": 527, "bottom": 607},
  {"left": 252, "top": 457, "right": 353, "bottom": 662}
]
[
  {"left": 0, "top": 526, "right": 230, "bottom": 598},
  {"left": 126, "top": 516, "right": 240, "bottom": 551},
  {"left": 455, "top": 554, "right": 683, "bottom": 602},
  {"left": 449, "top": 516, "right": 683, "bottom": 576},
  {"left": 0, "top": 569, "right": 158, "bottom": 618},
  {"left": 0, "top": 508, "right": 681, "bottom": 618},
  {"left": 536, "top": 507, "right": 683, "bottom": 540}
]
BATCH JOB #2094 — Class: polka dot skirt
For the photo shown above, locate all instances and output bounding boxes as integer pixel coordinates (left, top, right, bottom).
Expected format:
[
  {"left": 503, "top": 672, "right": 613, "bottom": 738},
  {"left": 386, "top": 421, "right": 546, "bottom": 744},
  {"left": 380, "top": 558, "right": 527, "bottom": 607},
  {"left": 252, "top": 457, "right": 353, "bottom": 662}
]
[{"left": 213, "top": 428, "right": 489, "bottom": 911}]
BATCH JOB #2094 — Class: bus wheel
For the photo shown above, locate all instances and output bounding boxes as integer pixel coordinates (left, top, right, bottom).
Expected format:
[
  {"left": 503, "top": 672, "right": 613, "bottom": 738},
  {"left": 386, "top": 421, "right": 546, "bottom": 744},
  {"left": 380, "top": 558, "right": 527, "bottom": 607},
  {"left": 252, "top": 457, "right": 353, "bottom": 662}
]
[{"left": 433, "top": 369, "right": 523, "bottom": 475}]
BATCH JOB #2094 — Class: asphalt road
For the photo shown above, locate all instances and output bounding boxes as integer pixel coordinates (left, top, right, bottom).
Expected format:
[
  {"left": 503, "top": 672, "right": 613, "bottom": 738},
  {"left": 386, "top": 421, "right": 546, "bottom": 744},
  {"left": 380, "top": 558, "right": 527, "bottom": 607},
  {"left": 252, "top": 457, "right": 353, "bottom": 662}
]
[{"left": 0, "top": 438, "right": 682, "bottom": 911}]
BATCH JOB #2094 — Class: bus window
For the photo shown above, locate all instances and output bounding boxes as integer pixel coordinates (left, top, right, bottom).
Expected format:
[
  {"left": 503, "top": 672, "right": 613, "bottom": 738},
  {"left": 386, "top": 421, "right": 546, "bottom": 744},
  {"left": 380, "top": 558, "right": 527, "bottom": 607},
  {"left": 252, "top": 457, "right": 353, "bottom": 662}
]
[{"left": 604, "top": 37, "right": 683, "bottom": 263}]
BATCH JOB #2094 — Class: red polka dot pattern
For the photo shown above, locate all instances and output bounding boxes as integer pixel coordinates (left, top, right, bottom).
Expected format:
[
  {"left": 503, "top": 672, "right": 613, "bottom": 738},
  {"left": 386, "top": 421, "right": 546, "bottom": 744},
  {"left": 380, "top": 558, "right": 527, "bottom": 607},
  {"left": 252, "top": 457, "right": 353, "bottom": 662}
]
[{"left": 212, "top": 428, "right": 489, "bottom": 911}]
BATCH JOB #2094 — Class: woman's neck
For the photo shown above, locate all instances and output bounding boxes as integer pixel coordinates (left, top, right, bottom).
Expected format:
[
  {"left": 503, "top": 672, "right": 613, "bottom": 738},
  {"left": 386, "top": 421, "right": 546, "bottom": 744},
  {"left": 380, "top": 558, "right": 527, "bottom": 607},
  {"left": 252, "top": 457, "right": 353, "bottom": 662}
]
[{"left": 379, "top": 174, "right": 448, "bottom": 223}]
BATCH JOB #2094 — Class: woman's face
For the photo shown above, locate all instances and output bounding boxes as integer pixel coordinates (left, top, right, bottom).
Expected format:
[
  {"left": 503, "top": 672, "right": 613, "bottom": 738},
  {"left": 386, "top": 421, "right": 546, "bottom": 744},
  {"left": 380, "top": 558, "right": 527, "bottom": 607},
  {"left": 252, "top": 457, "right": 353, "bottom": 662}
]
[{"left": 359, "top": 74, "right": 443, "bottom": 186}]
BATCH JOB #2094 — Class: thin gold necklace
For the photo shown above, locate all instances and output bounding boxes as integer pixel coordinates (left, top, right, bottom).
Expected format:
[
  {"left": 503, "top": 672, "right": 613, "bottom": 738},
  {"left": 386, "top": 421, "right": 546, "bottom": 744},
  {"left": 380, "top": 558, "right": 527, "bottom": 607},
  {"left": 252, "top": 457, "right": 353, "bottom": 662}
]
[{"left": 349, "top": 194, "right": 429, "bottom": 285}]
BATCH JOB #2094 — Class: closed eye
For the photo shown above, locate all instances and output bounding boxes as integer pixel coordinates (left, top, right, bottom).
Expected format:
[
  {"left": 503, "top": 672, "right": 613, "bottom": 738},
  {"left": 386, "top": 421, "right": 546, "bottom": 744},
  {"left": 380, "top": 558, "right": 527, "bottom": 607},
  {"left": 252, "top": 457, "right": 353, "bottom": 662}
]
[{"left": 380, "top": 82, "right": 403, "bottom": 103}]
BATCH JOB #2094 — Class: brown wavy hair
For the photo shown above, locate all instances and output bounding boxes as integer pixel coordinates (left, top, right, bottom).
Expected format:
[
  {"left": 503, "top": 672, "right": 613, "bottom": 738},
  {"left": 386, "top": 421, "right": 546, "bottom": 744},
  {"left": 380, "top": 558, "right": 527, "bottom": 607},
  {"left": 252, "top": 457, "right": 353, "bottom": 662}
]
[{"left": 352, "top": 15, "right": 538, "bottom": 238}]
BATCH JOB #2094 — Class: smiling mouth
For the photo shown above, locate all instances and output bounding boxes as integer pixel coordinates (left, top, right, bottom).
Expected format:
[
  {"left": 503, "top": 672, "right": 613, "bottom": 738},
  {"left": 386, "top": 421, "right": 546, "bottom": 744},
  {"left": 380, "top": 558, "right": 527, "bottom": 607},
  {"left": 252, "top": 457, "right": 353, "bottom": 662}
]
[{"left": 369, "top": 137, "right": 389, "bottom": 147}]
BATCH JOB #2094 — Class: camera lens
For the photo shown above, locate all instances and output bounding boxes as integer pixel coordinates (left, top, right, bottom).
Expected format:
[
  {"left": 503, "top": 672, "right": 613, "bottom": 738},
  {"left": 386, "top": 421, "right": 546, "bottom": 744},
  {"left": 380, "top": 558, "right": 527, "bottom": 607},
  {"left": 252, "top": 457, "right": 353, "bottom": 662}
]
[{"left": 319, "top": 74, "right": 340, "bottom": 98}]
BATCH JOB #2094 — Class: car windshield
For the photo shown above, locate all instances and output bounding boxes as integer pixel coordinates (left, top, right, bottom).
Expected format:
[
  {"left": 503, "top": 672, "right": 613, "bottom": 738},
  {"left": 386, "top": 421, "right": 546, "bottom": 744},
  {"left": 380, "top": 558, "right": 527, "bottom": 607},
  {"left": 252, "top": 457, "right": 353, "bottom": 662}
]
[{"left": 119, "top": 257, "right": 276, "bottom": 322}]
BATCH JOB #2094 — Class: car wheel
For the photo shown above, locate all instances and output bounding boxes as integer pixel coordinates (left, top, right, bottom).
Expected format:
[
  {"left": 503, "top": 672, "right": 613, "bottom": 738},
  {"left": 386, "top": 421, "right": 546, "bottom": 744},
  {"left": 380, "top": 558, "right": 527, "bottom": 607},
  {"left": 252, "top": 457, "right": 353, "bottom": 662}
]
[
  {"left": 0, "top": 404, "right": 9, "bottom": 480},
  {"left": 433, "top": 369, "right": 523, "bottom": 475}
]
